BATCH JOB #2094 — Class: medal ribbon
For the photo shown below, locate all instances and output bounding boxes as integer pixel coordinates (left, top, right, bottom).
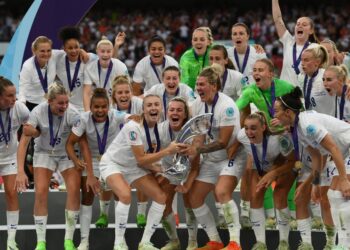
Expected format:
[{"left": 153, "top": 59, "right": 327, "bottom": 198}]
[
  {"left": 204, "top": 93, "right": 219, "bottom": 139},
  {"left": 143, "top": 119, "right": 161, "bottom": 153},
  {"left": 293, "top": 42, "right": 310, "bottom": 75},
  {"left": 259, "top": 80, "right": 276, "bottom": 118},
  {"left": 303, "top": 70, "right": 319, "bottom": 109},
  {"left": 193, "top": 48, "right": 208, "bottom": 69},
  {"left": 65, "top": 56, "right": 81, "bottom": 92},
  {"left": 221, "top": 69, "right": 228, "bottom": 91},
  {"left": 92, "top": 115, "right": 110, "bottom": 155},
  {"left": 97, "top": 60, "right": 113, "bottom": 89},
  {"left": 234, "top": 46, "right": 250, "bottom": 73},
  {"left": 291, "top": 113, "right": 300, "bottom": 161},
  {"left": 34, "top": 57, "right": 48, "bottom": 93},
  {"left": 48, "top": 106, "right": 63, "bottom": 149},
  {"left": 0, "top": 109, "right": 11, "bottom": 147},
  {"left": 163, "top": 87, "right": 179, "bottom": 119},
  {"left": 250, "top": 135, "right": 268, "bottom": 176},
  {"left": 150, "top": 57, "right": 166, "bottom": 83}
]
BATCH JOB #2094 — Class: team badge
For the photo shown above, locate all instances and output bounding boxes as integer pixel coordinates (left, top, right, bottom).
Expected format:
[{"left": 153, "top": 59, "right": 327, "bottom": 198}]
[
  {"left": 306, "top": 124, "right": 317, "bottom": 137},
  {"left": 226, "top": 107, "right": 234, "bottom": 117},
  {"left": 73, "top": 119, "right": 81, "bottom": 127},
  {"left": 129, "top": 131, "right": 137, "bottom": 141}
]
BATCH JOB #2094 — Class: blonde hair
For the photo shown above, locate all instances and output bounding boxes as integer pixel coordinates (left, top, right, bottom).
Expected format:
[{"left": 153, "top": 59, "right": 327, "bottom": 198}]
[
  {"left": 326, "top": 64, "right": 349, "bottom": 84},
  {"left": 31, "top": 36, "right": 52, "bottom": 51},
  {"left": 303, "top": 44, "right": 329, "bottom": 69},
  {"left": 194, "top": 27, "right": 213, "bottom": 45},
  {"left": 111, "top": 75, "right": 132, "bottom": 106},
  {"left": 47, "top": 82, "right": 68, "bottom": 100},
  {"left": 198, "top": 64, "right": 222, "bottom": 90},
  {"left": 96, "top": 36, "right": 113, "bottom": 49}
]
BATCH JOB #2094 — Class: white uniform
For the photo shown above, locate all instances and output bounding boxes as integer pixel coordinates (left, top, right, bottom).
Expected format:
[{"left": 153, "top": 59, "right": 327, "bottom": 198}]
[
  {"left": 298, "top": 69, "right": 335, "bottom": 116},
  {"left": 18, "top": 50, "right": 64, "bottom": 104},
  {"left": 100, "top": 120, "right": 160, "bottom": 184},
  {"left": 112, "top": 96, "right": 143, "bottom": 115},
  {"left": 279, "top": 31, "right": 314, "bottom": 86},
  {"left": 221, "top": 68, "right": 248, "bottom": 101},
  {"left": 227, "top": 45, "right": 266, "bottom": 84},
  {"left": 0, "top": 102, "right": 30, "bottom": 176},
  {"left": 297, "top": 111, "right": 350, "bottom": 175},
  {"left": 56, "top": 54, "right": 96, "bottom": 112},
  {"left": 28, "top": 102, "right": 80, "bottom": 172},
  {"left": 335, "top": 94, "right": 350, "bottom": 122},
  {"left": 132, "top": 55, "right": 179, "bottom": 91},
  {"left": 72, "top": 110, "right": 126, "bottom": 177},
  {"left": 191, "top": 92, "right": 240, "bottom": 184},
  {"left": 237, "top": 129, "right": 293, "bottom": 173},
  {"left": 84, "top": 58, "right": 129, "bottom": 97}
]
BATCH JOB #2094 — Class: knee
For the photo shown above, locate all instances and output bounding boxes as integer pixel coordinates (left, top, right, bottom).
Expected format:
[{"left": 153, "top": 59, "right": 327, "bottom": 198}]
[
  {"left": 155, "top": 191, "right": 167, "bottom": 205},
  {"left": 81, "top": 191, "right": 94, "bottom": 206},
  {"left": 118, "top": 191, "right": 132, "bottom": 204}
]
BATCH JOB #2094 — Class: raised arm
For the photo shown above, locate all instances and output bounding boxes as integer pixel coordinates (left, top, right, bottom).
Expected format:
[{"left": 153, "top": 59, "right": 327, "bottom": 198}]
[{"left": 272, "top": 0, "right": 288, "bottom": 38}]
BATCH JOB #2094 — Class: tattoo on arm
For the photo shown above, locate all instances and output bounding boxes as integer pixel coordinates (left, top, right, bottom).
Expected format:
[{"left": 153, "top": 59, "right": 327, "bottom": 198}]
[{"left": 197, "top": 141, "right": 225, "bottom": 154}]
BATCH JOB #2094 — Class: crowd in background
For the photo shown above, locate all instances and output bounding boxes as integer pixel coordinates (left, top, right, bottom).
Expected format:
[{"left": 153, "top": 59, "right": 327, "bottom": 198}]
[{"left": 1, "top": 3, "right": 350, "bottom": 74}]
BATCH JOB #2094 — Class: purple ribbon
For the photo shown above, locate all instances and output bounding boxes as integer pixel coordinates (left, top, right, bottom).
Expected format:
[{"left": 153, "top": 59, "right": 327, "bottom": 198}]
[
  {"left": 92, "top": 115, "right": 109, "bottom": 155},
  {"left": 234, "top": 46, "right": 250, "bottom": 74},
  {"left": 34, "top": 57, "right": 48, "bottom": 93},
  {"left": 163, "top": 87, "right": 179, "bottom": 119},
  {"left": 0, "top": 109, "right": 11, "bottom": 146},
  {"left": 48, "top": 106, "right": 63, "bottom": 148},
  {"left": 303, "top": 70, "right": 319, "bottom": 109},
  {"left": 292, "top": 42, "right": 310, "bottom": 75},
  {"left": 221, "top": 69, "right": 228, "bottom": 91},
  {"left": 205, "top": 93, "right": 219, "bottom": 139},
  {"left": 291, "top": 113, "right": 300, "bottom": 161},
  {"left": 150, "top": 57, "right": 166, "bottom": 83},
  {"left": 250, "top": 135, "right": 268, "bottom": 176},
  {"left": 259, "top": 80, "right": 276, "bottom": 118},
  {"left": 65, "top": 56, "right": 81, "bottom": 92},
  {"left": 143, "top": 119, "right": 161, "bottom": 153},
  {"left": 97, "top": 60, "right": 113, "bottom": 89}
]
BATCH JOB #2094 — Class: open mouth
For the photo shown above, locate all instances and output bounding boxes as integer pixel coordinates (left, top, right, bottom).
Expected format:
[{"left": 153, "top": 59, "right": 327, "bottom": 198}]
[
  {"left": 325, "top": 88, "right": 332, "bottom": 93},
  {"left": 119, "top": 99, "right": 129, "bottom": 104},
  {"left": 236, "top": 40, "right": 242, "bottom": 45},
  {"left": 297, "top": 30, "right": 304, "bottom": 35},
  {"left": 149, "top": 111, "right": 158, "bottom": 117},
  {"left": 254, "top": 77, "right": 261, "bottom": 83}
]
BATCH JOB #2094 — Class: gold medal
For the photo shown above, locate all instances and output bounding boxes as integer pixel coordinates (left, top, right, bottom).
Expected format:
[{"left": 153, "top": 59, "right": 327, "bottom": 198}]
[
  {"left": 295, "top": 160, "right": 303, "bottom": 170},
  {"left": 97, "top": 155, "right": 102, "bottom": 161}
]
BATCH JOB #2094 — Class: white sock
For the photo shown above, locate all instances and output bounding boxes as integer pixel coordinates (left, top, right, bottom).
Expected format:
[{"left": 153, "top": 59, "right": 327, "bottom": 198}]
[
  {"left": 265, "top": 208, "right": 275, "bottom": 218},
  {"left": 162, "top": 213, "right": 178, "bottom": 241},
  {"left": 141, "top": 201, "right": 165, "bottom": 243},
  {"left": 99, "top": 200, "right": 110, "bottom": 215},
  {"left": 297, "top": 217, "right": 312, "bottom": 244},
  {"left": 328, "top": 189, "right": 345, "bottom": 245},
  {"left": 310, "top": 201, "right": 322, "bottom": 218},
  {"left": 185, "top": 208, "right": 197, "bottom": 242},
  {"left": 339, "top": 200, "right": 350, "bottom": 246},
  {"left": 65, "top": 210, "right": 79, "bottom": 240},
  {"left": 240, "top": 200, "right": 250, "bottom": 217},
  {"left": 7, "top": 210, "right": 19, "bottom": 242},
  {"left": 80, "top": 205, "right": 92, "bottom": 242},
  {"left": 290, "top": 210, "right": 296, "bottom": 219},
  {"left": 34, "top": 215, "right": 47, "bottom": 242},
  {"left": 114, "top": 201, "right": 130, "bottom": 245},
  {"left": 193, "top": 204, "right": 221, "bottom": 242},
  {"left": 250, "top": 208, "right": 265, "bottom": 243},
  {"left": 137, "top": 201, "right": 148, "bottom": 216},
  {"left": 216, "top": 202, "right": 224, "bottom": 217},
  {"left": 276, "top": 207, "right": 290, "bottom": 241},
  {"left": 223, "top": 200, "right": 240, "bottom": 242}
]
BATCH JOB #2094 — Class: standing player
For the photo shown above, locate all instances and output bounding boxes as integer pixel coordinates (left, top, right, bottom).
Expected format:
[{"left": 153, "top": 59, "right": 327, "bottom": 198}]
[
  {"left": 83, "top": 37, "right": 128, "bottom": 111},
  {"left": 16, "top": 83, "right": 81, "bottom": 250},
  {"left": 180, "top": 27, "right": 213, "bottom": 90},
  {"left": 132, "top": 36, "right": 179, "bottom": 96},
  {"left": 0, "top": 77, "right": 30, "bottom": 250}
]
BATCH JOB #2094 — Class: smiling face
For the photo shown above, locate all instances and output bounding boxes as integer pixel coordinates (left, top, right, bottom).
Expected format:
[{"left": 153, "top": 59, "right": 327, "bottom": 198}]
[
  {"left": 301, "top": 50, "right": 320, "bottom": 76},
  {"left": 113, "top": 83, "right": 132, "bottom": 111},
  {"left": 0, "top": 85, "right": 16, "bottom": 110},
  {"left": 163, "top": 70, "right": 180, "bottom": 95},
  {"left": 49, "top": 94, "right": 69, "bottom": 116},
  {"left": 143, "top": 96, "right": 162, "bottom": 126},
  {"left": 209, "top": 49, "right": 228, "bottom": 69},
  {"left": 64, "top": 38, "right": 80, "bottom": 62},
  {"left": 294, "top": 17, "right": 314, "bottom": 43},
  {"left": 192, "top": 30, "right": 210, "bottom": 56},
  {"left": 253, "top": 61, "right": 273, "bottom": 90},
  {"left": 97, "top": 43, "right": 113, "bottom": 65},
  {"left": 231, "top": 25, "right": 249, "bottom": 49},
  {"left": 167, "top": 100, "right": 187, "bottom": 131},
  {"left": 244, "top": 118, "right": 265, "bottom": 144},
  {"left": 149, "top": 41, "right": 165, "bottom": 65},
  {"left": 196, "top": 76, "right": 217, "bottom": 103},
  {"left": 323, "top": 69, "right": 341, "bottom": 96},
  {"left": 91, "top": 97, "right": 109, "bottom": 123},
  {"left": 273, "top": 100, "right": 293, "bottom": 127},
  {"left": 33, "top": 42, "right": 52, "bottom": 66}
]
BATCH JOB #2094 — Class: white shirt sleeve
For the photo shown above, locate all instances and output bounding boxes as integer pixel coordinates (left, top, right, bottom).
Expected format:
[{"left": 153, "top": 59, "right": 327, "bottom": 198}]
[
  {"left": 72, "top": 116, "right": 87, "bottom": 137},
  {"left": 18, "top": 60, "right": 33, "bottom": 103},
  {"left": 125, "top": 123, "right": 144, "bottom": 146}
]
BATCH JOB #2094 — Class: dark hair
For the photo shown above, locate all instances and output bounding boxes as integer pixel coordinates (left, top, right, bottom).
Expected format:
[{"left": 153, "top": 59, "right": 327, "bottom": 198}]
[
  {"left": 210, "top": 44, "right": 235, "bottom": 70},
  {"left": 59, "top": 26, "right": 81, "bottom": 44},
  {"left": 0, "top": 76, "right": 14, "bottom": 95},
  {"left": 232, "top": 23, "right": 250, "bottom": 36},
  {"left": 90, "top": 88, "right": 109, "bottom": 108},
  {"left": 147, "top": 36, "right": 166, "bottom": 50},
  {"left": 162, "top": 65, "right": 180, "bottom": 78},
  {"left": 277, "top": 87, "right": 303, "bottom": 112},
  {"left": 168, "top": 97, "right": 190, "bottom": 125}
]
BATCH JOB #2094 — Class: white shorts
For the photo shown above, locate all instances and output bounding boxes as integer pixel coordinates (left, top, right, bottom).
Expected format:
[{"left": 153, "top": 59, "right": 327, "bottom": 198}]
[
  {"left": 298, "top": 160, "right": 338, "bottom": 187},
  {"left": 99, "top": 155, "right": 149, "bottom": 185},
  {"left": 0, "top": 162, "right": 17, "bottom": 176},
  {"left": 219, "top": 147, "right": 247, "bottom": 180},
  {"left": 33, "top": 152, "right": 74, "bottom": 172},
  {"left": 82, "top": 158, "right": 101, "bottom": 178},
  {"left": 330, "top": 155, "right": 350, "bottom": 177},
  {"left": 196, "top": 159, "right": 227, "bottom": 185}
]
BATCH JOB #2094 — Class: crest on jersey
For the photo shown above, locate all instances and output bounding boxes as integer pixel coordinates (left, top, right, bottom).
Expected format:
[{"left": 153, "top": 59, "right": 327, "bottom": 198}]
[
  {"left": 226, "top": 107, "right": 234, "bottom": 117},
  {"left": 306, "top": 124, "right": 317, "bottom": 137},
  {"left": 73, "top": 119, "right": 81, "bottom": 127},
  {"left": 129, "top": 131, "right": 137, "bottom": 141}
]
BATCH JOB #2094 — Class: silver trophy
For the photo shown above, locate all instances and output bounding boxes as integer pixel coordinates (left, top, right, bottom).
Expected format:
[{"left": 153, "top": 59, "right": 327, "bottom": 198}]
[{"left": 163, "top": 113, "right": 212, "bottom": 182}]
